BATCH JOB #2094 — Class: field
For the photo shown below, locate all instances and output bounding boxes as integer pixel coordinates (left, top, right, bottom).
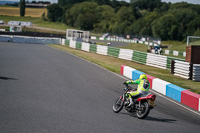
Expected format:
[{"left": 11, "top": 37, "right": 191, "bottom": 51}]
[{"left": 0, "top": 6, "right": 47, "bottom": 17}]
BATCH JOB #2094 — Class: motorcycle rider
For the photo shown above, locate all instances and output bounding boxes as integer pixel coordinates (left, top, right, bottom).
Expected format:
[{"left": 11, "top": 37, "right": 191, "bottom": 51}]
[{"left": 123, "top": 74, "right": 150, "bottom": 107}]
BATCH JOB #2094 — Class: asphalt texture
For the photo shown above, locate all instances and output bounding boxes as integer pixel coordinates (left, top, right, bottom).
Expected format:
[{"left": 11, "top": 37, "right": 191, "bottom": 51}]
[{"left": 0, "top": 42, "right": 200, "bottom": 133}]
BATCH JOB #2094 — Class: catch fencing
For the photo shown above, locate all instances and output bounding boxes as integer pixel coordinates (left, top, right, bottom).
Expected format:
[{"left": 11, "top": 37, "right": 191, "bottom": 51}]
[{"left": 65, "top": 39, "right": 185, "bottom": 70}]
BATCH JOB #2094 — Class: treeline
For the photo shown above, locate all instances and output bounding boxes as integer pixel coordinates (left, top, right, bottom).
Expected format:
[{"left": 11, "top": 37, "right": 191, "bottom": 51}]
[{"left": 46, "top": 0, "right": 200, "bottom": 41}]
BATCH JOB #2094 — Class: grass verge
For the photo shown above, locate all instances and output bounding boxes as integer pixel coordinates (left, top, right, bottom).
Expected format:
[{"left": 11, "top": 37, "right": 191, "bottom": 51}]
[{"left": 49, "top": 44, "right": 200, "bottom": 94}]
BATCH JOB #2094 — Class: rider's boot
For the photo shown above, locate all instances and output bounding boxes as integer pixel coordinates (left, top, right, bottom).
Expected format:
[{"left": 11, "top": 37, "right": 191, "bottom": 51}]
[{"left": 127, "top": 98, "right": 133, "bottom": 107}]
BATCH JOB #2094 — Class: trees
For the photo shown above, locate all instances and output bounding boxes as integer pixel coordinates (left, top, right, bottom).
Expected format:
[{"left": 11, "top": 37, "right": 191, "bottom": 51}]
[
  {"left": 93, "top": 5, "right": 115, "bottom": 33},
  {"left": 131, "top": 0, "right": 162, "bottom": 11},
  {"left": 152, "top": 8, "right": 200, "bottom": 41},
  {"left": 65, "top": 2, "right": 98, "bottom": 30},
  {"left": 20, "top": 0, "right": 25, "bottom": 17},
  {"left": 152, "top": 14, "right": 177, "bottom": 40},
  {"left": 110, "top": 6, "right": 136, "bottom": 35},
  {"left": 46, "top": 0, "right": 200, "bottom": 41},
  {"left": 58, "top": 0, "right": 85, "bottom": 6},
  {"left": 47, "top": 4, "right": 63, "bottom": 22}
]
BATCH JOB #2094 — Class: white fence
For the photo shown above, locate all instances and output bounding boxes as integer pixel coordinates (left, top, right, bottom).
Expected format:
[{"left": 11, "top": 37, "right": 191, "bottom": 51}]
[
  {"left": 146, "top": 53, "right": 167, "bottom": 69},
  {"left": 164, "top": 50, "right": 186, "bottom": 57},
  {"left": 118, "top": 49, "right": 133, "bottom": 61},
  {"left": 174, "top": 60, "right": 190, "bottom": 79},
  {"left": 97, "top": 45, "right": 108, "bottom": 55},
  {"left": 81, "top": 42, "right": 90, "bottom": 52}
]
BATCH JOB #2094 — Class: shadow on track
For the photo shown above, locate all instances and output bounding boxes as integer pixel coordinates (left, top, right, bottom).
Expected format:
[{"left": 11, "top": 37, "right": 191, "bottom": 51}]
[
  {"left": 145, "top": 116, "right": 177, "bottom": 123},
  {"left": 0, "top": 76, "right": 18, "bottom": 80},
  {"left": 119, "top": 112, "right": 176, "bottom": 123}
]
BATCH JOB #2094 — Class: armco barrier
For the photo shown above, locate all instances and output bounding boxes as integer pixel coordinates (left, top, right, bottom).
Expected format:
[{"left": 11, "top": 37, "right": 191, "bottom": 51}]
[
  {"left": 65, "top": 39, "right": 70, "bottom": 46},
  {"left": 69, "top": 40, "right": 76, "bottom": 48},
  {"left": 89, "top": 44, "right": 97, "bottom": 53},
  {"left": 81, "top": 42, "right": 90, "bottom": 52},
  {"left": 120, "top": 65, "right": 200, "bottom": 112},
  {"left": 132, "top": 51, "right": 147, "bottom": 65},
  {"left": 118, "top": 49, "right": 133, "bottom": 61},
  {"left": 97, "top": 45, "right": 108, "bottom": 55},
  {"left": 0, "top": 35, "right": 12, "bottom": 42},
  {"left": 0, "top": 35, "right": 62, "bottom": 44},
  {"left": 65, "top": 39, "right": 185, "bottom": 71},
  {"left": 108, "top": 47, "right": 120, "bottom": 58},
  {"left": 76, "top": 41, "right": 82, "bottom": 50}
]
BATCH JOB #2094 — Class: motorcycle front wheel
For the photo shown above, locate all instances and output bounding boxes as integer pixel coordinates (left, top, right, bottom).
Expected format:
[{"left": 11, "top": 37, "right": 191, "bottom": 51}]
[
  {"left": 113, "top": 97, "right": 124, "bottom": 113},
  {"left": 136, "top": 101, "right": 150, "bottom": 119}
]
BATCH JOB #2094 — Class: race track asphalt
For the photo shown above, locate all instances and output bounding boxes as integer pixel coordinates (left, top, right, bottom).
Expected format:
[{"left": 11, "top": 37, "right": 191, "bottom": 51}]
[{"left": 0, "top": 42, "right": 200, "bottom": 133}]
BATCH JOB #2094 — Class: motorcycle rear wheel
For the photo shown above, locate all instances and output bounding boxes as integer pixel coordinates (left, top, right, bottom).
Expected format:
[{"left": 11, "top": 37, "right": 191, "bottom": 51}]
[
  {"left": 113, "top": 97, "right": 124, "bottom": 113},
  {"left": 136, "top": 101, "right": 150, "bottom": 119}
]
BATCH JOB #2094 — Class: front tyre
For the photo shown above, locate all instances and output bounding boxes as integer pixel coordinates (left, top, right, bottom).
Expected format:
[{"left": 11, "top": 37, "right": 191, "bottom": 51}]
[
  {"left": 136, "top": 101, "right": 150, "bottom": 119},
  {"left": 113, "top": 97, "right": 124, "bottom": 113}
]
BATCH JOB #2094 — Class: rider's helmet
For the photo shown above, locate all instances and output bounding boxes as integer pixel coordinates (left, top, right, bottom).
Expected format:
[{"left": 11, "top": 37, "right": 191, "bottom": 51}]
[{"left": 139, "top": 74, "right": 147, "bottom": 80}]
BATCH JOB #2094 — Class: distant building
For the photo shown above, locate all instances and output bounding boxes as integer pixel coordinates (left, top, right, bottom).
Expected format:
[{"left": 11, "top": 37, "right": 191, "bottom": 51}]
[
  {"left": 8, "top": 21, "right": 32, "bottom": 27},
  {"left": 0, "top": 20, "right": 4, "bottom": 24},
  {"left": 25, "top": 3, "right": 50, "bottom": 8}
]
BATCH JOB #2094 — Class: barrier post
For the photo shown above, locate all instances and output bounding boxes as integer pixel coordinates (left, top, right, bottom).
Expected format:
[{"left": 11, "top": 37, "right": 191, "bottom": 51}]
[
  {"left": 189, "top": 63, "right": 193, "bottom": 80},
  {"left": 170, "top": 60, "right": 175, "bottom": 74}
]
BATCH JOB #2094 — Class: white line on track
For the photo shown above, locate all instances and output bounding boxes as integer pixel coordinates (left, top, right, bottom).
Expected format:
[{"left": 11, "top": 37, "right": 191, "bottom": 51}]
[{"left": 48, "top": 45, "right": 200, "bottom": 116}]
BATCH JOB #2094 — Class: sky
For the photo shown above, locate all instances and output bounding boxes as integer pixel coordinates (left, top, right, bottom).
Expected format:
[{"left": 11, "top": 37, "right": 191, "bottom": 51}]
[{"left": 2, "top": 0, "right": 200, "bottom": 5}]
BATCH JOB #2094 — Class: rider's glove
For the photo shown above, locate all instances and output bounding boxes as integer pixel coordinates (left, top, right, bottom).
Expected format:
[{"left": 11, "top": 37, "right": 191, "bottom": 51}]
[{"left": 123, "top": 81, "right": 128, "bottom": 86}]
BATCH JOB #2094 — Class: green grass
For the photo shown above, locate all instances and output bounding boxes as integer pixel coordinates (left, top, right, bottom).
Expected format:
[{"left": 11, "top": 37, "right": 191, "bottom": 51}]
[
  {"left": 0, "top": 15, "right": 101, "bottom": 36},
  {"left": 162, "top": 41, "right": 186, "bottom": 51},
  {"left": 117, "top": 43, "right": 148, "bottom": 52},
  {"left": 49, "top": 45, "right": 200, "bottom": 94}
]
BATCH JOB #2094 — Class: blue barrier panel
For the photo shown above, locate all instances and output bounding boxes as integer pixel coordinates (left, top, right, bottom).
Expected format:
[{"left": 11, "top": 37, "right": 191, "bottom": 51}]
[
  {"left": 166, "top": 84, "right": 185, "bottom": 102},
  {"left": 132, "top": 70, "right": 145, "bottom": 80}
]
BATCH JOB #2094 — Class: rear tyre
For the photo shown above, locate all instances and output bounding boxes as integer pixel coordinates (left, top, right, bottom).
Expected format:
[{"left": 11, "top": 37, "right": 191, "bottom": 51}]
[
  {"left": 136, "top": 101, "right": 150, "bottom": 119},
  {"left": 113, "top": 97, "right": 124, "bottom": 113}
]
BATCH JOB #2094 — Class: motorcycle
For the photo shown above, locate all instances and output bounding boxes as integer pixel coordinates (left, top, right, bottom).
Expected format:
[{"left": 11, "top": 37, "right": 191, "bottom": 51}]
[{"left": 112, "top": 84, "right": 156, "bottom": 119}]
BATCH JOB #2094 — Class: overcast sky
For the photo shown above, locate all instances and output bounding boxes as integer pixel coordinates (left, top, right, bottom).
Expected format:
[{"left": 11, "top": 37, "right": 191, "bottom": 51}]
[{"left": 3, "top": 0, "right": 200, "bottom": 5}]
